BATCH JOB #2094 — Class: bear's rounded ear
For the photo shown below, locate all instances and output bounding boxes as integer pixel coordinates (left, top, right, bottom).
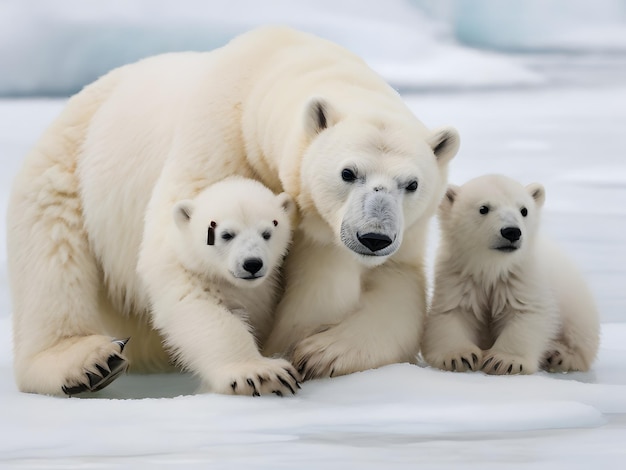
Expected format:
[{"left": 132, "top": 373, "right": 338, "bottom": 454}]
[
  {"left": 440, "top": 185, "right": 459, "bottom": 212},
  {"left": 277, "top": 192, "right": 296, "bottom": 219},
  {"left": 526, "top": 183, "right": 546, "bottom": 208},
  {"left": 304, "top": 97, "right": 338, "bottom": 138},
  {"left": 173, "top": 200, "right": 194, "bottom": 229},
  {"left": 427, "top": 126, "right": 460, "bottom": 166}
]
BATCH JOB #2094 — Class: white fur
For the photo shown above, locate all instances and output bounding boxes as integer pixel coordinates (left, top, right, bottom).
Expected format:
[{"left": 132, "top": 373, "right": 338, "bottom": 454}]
[
  {"left": 9, "top": 167, "right": 297, "bottom": 394},
  {"left": 422, "top": 174, "right": 600, "bottom": 375},
  {"left": 7, "top": 27, "right": 459, "bottom": 393}
]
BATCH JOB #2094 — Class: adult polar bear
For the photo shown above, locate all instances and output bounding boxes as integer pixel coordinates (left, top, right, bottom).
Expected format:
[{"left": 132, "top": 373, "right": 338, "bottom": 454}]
[{"left": 8, "top": 26, "right": 459, "bottom": 394}]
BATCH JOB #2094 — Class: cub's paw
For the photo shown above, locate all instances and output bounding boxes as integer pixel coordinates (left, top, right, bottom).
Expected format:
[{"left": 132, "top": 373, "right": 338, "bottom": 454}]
[
  {"left": 211, "top": 357, "right": 301, "bottom": 397},
  {"left": 426, "top": 348, "right": 482, "bottom": 373},
  {"left": 542, "top": 344, "right": 588, "bottom": 373},
  {"left": 481, "top": 350, "right": 535, "bottom": 375},
  {"left": 62, "top": 338, "right": 129, "bottom": 396}
]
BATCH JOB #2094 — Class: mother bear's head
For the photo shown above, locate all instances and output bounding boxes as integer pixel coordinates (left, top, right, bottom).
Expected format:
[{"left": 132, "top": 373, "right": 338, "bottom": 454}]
[{"left": 298, "top": 97, "right": 460, "bottom": 266}]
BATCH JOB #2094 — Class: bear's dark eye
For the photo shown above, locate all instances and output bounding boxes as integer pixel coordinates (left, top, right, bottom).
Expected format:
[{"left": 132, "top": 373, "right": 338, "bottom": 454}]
[
  {"left": 221, "top": 232, "right": 234, "bottom": 241},
  {"left": 405, "top": 180, "right": 418, "bottom": 192},
  {"left": 341, "top": 168, "right": 357, "bottom": 183},
  {"left": 479, "top": 205, "right": 490, "bottom": 215},
  {"left": 521, "top": 207, "right": 528, "bottom": 217},
  {"left": 262, "top": 231, "right": 271, "bottom": 241}
]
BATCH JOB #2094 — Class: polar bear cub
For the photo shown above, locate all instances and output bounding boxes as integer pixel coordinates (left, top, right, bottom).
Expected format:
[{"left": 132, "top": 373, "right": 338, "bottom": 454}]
[
  {"left": 422, "top": 174, "right": 599, "bottom": 375},
  {"left": 148, "top": 176, "right": 299, "bottom": 395}
]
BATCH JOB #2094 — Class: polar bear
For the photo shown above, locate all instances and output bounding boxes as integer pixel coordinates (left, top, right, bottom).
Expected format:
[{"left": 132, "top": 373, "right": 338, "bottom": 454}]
[
  {"left": 7, "top": 26, "right": 459, "bottom": 394},
  {"left": 421, "top": 174, "right": 600, "bottom": 375},
  {"left": 9, "top": 175, "right": 297, "bottom": 396}
]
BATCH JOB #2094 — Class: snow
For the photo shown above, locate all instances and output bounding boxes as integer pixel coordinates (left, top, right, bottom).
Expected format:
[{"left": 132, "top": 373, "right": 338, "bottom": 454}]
[
  {"left": 0, "top": 0, "right": 545, "bottom": 96},
  {"left": 1, "top": 2, "right": 626, "bottom": 468},
  {"left": 448, "top": 0, "right": 626, "bottom": 52}
]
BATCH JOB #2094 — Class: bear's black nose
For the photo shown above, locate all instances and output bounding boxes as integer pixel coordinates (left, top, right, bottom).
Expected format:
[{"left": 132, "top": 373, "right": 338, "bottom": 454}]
[
  {"left": 500, "top": 226, "right": 522, "bottom": 242},
  {"left": 243, "top": 258, "right": 264, "bottom": 275},
  {"left": 358, "top": 232, "right": 393, "bottom": 252}
]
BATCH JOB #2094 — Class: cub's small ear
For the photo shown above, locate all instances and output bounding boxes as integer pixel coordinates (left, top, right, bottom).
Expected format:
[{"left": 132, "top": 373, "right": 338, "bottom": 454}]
[
  {"left": 427, "top": 126, "right": 460, "bottom": 166},
  {"left": 526, "top": 182, "right": 546, "bottom": 208},
  {"left": 304, "top": 97, "right": 339, "bottom": 138},
  {"left": 277, "top": 192, "right": 295, "bottom": 219},
  {"left": 440, "top": 185, "right": 459, "bottom": 212},
  {"left": 173, "top": 200, "right": 194, "bottom": 229}
]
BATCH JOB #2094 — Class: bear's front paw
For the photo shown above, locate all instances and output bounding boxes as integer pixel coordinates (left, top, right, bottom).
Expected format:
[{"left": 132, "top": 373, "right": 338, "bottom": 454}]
[
  {"left": 292, "top": 331, "right": 364, "bottom": 381},
  {"left": 427, "top": 348, "right": 482, "bottom": 373},
  {"left": 62, "top": 338, "right": 129, "bottom": 395},
  {"left": 210, "top": 357, "right": 301, "bottom": 397},
  {"left": 481, "top": 350, "right": 535, "bottom": 375}
]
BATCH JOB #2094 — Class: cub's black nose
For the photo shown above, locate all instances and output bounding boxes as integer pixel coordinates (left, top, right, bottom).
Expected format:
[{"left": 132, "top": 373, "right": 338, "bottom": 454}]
[
  {"left": 243, "top": 258, "right": 263, "bottom": 275},
  {"left": 358, "top": 232, "right": 393, "bottom": 252},
  {"left": 500, "top": 226, "right": 522, "bottom": 242}
]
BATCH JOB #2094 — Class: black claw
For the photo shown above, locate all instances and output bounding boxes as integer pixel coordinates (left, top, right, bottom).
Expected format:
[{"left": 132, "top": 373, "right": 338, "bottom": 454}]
[
  {"left": 246, "top": 378, "right": 258, "bottom": 394},
  {"left": 472, "top": 354, "right": 479, "bottom": 366},
  {"left": 558, "top": 359, "right": 563, "bottom": 366},
  {"left": 272, "top": 390, "right": 283, "bottom": 397},
  {"left": 252, "top": 391, "right": 260, "bottom": 397},
  {"left": 461, "top": 358, "right": 472, "bottom": 370},
  {"left": 494, "top": 361, "right": 502, "bottom": 372},
  {"left": 96, "top": 364, "right": 110, "bottom": 377},
  {"left": 91, "top": 359, "right": 127, "bottom": 392},
  {"left": 258, "top": 375, "right": 266, "bottom": 385},
  {"left": 86, "top": 372, "right": 103, "bottom": 389},
  {"left": 231, "top": 381, "right": 237, "bottom": 391},
  {"left": 546, "top": 356, "right": 553, "bottom": 365},
  {"left": 519, "top": 364, "right": 523, "bottom": 372},
  {"left": 107, "top": 355, "right": 126, "bottom": 373},
  {"left": 482, "top": 357, "right": 494, "bottom": 368},
  {"left": 62, "top": 383, "right": 89, "bottom": 396},
  {"left": 112, "top": 337, "right": 130, "bottom": 353},
  {"left": 278, "top": 377, "right": 296, "bottom": 395},
  {"left": 451, "top": 359, "right": 457, "bottom": 371},
  {"left": 507, "top": 364, "right": 513, "bottom": 374},
  {"left": 285, "top": 369, "right": 301, "bottom": 387}
]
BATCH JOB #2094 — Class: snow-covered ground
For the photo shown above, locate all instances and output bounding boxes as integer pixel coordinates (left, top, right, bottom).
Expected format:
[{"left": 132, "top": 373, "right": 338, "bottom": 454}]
[{"left": 1, "top": 1, "right": 626, "bottom": 468}]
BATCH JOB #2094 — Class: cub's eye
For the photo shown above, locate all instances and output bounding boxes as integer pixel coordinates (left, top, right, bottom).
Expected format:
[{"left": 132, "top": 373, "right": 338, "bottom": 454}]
[
  {"left": 479, "top": 205, "right": 490, "bottom": 215},
  {"left": 262, "top": 231, "right": 272, "bottom": 240},
  {"left": 520, "top": 207, "right": 528, "bottom": 217},
  {"left": 221, "top": 232, "right": 234, "bottom": 241},
  {"left": 341, "top": 168, "right": 357, "bottom": 182},
  {"left": 405, "top": 180, "right": 418, "bottom": 192}
]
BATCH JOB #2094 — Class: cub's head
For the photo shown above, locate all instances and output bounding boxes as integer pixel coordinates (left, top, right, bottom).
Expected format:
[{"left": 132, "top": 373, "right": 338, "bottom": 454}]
[
  {"left": 298, "top": 97, "right": 460, "bottom": 267},
  {"left": 439, "top": 174, "right": 545, "bottom": 269},
  {"left": 172, "top": 177, "right": 295, "bottom": 288}
]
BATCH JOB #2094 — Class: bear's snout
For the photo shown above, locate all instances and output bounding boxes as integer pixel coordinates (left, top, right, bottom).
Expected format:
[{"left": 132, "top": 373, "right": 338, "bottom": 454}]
[
  {"left": 242, "top": 258, "right": 264, "bottom": 276},
  {"left": 500, "top": 226, "right": 522, "bottom": 243},
  {"left": 357, "top": 232, "right": 393, "bottom": 252}
]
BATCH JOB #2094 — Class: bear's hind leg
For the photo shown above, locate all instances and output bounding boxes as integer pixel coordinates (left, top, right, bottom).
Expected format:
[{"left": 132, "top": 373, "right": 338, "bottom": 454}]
[{"left": 8, "top": 160, "right": 128, "bottom": 396}]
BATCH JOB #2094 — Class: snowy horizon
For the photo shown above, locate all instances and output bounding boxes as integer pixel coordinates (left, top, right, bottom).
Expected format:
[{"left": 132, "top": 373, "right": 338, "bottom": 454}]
[{"left": 2, "top": 0, "right": 626, "bottom": 97}]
